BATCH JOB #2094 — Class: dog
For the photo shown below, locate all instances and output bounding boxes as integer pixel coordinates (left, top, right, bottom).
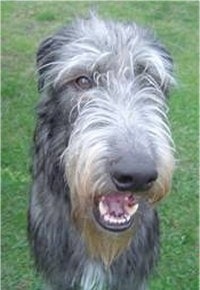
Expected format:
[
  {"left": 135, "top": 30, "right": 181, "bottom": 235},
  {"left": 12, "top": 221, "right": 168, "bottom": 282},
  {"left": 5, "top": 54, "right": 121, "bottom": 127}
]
[{"left": 28, "top": 13, "right": 175, "bottom": 290}]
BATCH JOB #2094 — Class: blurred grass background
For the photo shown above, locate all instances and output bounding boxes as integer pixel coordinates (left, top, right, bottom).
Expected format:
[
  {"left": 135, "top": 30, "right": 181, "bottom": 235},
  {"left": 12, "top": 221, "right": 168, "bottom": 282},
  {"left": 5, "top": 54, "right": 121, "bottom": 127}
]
[{"left": 2, "top": 1, "right": 199, "bottom": 290}]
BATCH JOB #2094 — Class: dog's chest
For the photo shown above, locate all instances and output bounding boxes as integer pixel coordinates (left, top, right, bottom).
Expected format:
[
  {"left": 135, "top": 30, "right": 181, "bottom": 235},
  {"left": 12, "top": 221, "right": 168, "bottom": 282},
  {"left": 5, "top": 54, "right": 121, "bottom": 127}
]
[{"left": 79, "top": 262, "right": 106, "bottom": 290}]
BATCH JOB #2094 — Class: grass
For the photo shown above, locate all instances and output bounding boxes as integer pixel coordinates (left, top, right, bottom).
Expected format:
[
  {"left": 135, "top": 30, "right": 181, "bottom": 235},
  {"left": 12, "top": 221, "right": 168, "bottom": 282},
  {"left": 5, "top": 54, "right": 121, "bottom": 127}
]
[{"left": 2, "top": 2, "right": 199, "bottom": 290}]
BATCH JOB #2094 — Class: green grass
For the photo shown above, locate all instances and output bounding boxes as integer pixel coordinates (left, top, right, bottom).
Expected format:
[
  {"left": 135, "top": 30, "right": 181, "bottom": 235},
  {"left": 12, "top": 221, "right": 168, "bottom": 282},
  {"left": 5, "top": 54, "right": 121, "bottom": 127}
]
[{"left": 2, "top": 2, "right": 198, "bottom": 290}]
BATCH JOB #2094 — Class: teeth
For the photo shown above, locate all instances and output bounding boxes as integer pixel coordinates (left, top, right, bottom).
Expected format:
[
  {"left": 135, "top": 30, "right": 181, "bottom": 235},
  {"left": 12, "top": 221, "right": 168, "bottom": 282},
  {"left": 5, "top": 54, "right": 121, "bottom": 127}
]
[
  {"left": 104, "top": 214, "right": 110, "bottom": 222},
  {"left": 99, "top": 200, "right": 108, "bottom": 215},
  {"left": 125, "top": 203, "right": 139, "bottom": 216},
  {"left": 124, "top": 214, "right": 131, "bottom": 222},
  {"left": 124, "top": 196, "right": 129, "bottom": 202},
  {"left": 102, "top": 214, "right": 129, "bottom": 225},
  {"left": 98, "top": 199, "right": 139, "bottom": 226},
  {"left": 119, "top": 217, "right": 126, "bottom": 224},
  {"left": 110, "top": 216, "right": 116, "bottom": 224}
]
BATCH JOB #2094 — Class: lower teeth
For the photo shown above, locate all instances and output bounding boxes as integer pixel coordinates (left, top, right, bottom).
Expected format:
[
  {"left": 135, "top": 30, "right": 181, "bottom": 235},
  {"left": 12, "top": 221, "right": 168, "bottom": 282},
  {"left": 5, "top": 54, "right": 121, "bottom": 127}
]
[
  {"left": 97, "top": 197, "right": 139, "bottom": 226},
  {"left": 103, "top": 215, "right": 129, "bottom": 225}
]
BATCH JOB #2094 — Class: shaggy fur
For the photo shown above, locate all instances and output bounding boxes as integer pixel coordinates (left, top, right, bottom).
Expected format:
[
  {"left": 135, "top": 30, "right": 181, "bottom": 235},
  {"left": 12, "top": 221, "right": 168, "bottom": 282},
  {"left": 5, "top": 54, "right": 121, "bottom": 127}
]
[{"left": 28, "top": 14, "right": 175, "bottom": 290}]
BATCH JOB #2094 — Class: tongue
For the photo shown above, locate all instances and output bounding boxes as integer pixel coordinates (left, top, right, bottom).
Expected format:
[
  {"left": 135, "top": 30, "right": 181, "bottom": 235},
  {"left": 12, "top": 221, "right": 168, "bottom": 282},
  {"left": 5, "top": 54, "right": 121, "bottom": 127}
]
[{"left": 103, "top": 193, "right": 131, "bottom": 217}]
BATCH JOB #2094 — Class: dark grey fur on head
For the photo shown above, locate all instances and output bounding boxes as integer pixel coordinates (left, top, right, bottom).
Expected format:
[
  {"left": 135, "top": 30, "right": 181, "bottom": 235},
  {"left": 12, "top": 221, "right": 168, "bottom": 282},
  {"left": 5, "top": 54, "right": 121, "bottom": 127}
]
[{"left": 28, "top": 13, "right": 175, "bottom": 290}]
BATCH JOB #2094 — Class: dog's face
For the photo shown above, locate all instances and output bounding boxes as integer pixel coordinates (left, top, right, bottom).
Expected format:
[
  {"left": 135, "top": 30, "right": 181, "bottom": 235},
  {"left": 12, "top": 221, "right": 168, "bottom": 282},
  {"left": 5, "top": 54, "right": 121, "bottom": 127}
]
[{"left": 36, "top": 15, "right": 175, "bottom": 265}]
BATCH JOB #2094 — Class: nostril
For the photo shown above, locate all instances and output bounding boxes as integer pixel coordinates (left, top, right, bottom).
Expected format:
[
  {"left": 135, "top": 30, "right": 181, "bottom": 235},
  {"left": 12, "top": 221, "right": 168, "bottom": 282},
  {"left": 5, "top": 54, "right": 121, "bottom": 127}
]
[
  {"left": 112, "top": 173, "right": 134, "bottom": 191},
  {"left": 147, "top": 170, "right": 158, "bottom": 184},
  {"left": 112, "top": 170, "right": 157, "bottom": 192},
  {"left": 113, "top": 174, "right": 133, "bottom": 185},
  {"left": 110, "top": 159, "right": 158, "bottom": 192}
]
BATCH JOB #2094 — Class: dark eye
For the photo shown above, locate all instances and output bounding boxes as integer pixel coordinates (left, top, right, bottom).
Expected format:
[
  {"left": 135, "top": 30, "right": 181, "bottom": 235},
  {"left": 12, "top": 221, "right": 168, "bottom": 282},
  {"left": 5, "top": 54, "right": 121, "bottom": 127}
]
[
  {"left": 135, "top": 64, "right": 146, "bottom": 75},
  {"left": 75, "top": 76, "right": 93, "bottom": 90}
]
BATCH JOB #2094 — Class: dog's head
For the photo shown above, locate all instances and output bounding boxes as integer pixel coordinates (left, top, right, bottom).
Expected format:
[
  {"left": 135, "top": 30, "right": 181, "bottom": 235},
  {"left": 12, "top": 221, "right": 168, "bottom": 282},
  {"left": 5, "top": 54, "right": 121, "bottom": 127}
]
[{"left": 36, "top": 14, "right": 175, "bottom": 265}]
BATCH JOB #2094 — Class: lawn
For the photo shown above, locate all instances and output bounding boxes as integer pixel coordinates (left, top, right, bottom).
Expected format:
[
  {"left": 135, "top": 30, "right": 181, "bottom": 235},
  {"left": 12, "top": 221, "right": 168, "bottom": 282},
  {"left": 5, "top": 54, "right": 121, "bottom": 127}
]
[{"left": 2, "top": 1, "right": 199, "bottom": 290}]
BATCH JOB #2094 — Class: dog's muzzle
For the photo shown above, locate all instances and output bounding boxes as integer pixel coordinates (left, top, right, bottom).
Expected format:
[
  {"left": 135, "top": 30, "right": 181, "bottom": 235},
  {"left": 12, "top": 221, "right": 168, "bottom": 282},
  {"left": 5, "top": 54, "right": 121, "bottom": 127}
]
[
  {"left": 93, "top": 192, "right": 139, "bottom": 232},
  {"left": 110, "top": 151, "right": 158, "bottom": 192},
  {"left": 93, "top": 152, "right": 158, "bottom": 232}
]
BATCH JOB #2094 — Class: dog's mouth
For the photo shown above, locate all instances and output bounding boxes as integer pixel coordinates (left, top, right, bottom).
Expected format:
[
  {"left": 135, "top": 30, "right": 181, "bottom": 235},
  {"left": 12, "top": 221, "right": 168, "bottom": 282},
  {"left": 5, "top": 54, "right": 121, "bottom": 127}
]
[{"left": 93, "top": 192, "right": 139, "bottom": 232}]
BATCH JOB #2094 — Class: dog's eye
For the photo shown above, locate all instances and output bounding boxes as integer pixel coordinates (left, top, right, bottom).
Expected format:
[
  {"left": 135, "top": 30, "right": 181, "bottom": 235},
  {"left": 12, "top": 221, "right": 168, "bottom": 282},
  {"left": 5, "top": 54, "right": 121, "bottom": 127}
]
[{"left": 75, "top": 76, "right": 93, "bottom": 90}]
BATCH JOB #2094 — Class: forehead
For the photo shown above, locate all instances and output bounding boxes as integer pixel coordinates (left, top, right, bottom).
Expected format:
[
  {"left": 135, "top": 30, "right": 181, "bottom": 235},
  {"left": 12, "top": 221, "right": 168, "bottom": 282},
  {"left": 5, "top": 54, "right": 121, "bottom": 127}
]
[
  {"left": 57, "top": 19, "right": 151, "bottom": 77},
  {"left": 45, "top": 16, "right": 172, "bottom": 92},
  {"left": 63, "top": 16, "right": 144, "bottom": 49}
]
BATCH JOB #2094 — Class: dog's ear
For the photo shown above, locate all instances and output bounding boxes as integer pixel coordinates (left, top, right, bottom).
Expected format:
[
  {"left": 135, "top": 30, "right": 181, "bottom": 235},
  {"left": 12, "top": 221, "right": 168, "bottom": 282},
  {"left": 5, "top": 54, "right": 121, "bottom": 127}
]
[
  {"left": 134, "top": 36, "right": 175, "bottom": 97},
  {"left": 150, "top": 43, "right": 175, "bottom": 96},
  {"left": 37, "top": 37, "right": 54, "bottom": 72},
  {"left": 36, "top": 36, "right": 66, "bottom": 91},
  {"left": 36, "top": 37, "right": 56, "bottom": 91}
]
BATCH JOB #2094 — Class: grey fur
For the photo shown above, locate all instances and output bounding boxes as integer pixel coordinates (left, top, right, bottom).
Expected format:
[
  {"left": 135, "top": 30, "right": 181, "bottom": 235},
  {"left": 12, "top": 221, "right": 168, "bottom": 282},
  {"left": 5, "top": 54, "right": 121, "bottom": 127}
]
[{"left": 28, "top": 14, "right": 175, "bottom": 290}]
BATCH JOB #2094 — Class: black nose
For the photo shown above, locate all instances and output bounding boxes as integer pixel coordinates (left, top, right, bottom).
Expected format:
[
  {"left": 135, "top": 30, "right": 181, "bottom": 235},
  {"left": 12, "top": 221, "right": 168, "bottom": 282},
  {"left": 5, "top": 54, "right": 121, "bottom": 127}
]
[{"left": 110, "top": 153, "right": 158, "bottom": 192}]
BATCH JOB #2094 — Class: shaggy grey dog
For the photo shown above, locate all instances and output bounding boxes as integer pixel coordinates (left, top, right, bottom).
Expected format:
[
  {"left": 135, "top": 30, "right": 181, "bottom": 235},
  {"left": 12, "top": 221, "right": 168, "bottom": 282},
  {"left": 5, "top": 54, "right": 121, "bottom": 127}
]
[{"left": 28, "top": 14, "right": 175, "bottom": 290}]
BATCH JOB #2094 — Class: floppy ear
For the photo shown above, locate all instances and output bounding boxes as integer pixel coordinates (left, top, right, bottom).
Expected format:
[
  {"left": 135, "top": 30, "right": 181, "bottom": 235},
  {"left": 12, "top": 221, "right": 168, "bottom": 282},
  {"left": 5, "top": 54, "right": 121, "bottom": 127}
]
[
  {"left": 149, "top": 43, "right": 175, "bottom": 96},
  {"left": 155, "top": 44, "right": 174, "bottom": 95},
  {"left": 36, "top": 37, "right": 59, "bottom": 91},
  {"left": 134, "top": 35, "right": 175, "bottom": 97},
  {"left": 37, "top": 37, "right": 54, "bottom": 73},
  {"left": 37, "top": 31, "right": 71, "bottom": 91}
]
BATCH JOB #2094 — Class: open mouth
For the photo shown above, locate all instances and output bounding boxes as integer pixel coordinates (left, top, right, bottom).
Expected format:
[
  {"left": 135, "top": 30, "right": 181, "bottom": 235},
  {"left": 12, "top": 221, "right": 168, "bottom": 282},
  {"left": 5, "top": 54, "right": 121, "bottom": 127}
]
[{"left": 93, "top": 192, "right": 139, "bottom": 232}]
